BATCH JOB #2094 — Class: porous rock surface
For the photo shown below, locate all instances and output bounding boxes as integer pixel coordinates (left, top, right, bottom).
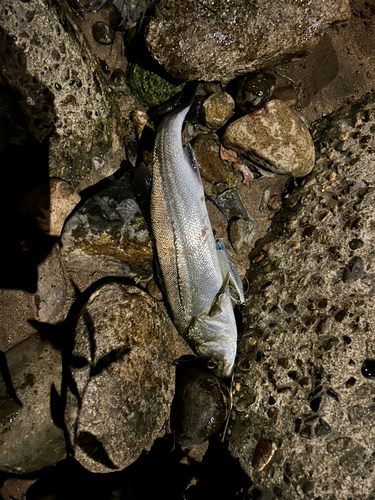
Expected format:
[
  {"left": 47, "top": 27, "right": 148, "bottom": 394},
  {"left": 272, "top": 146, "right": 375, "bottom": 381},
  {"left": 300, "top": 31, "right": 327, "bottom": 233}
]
[
  {"left": 228, "top": 93, "right": 375, "bottom": 499},
  {"left": 65, "top": 282, "right": 176, "bottom": 473},
  {"left": 0, "top": 334, "right": 65, "bottom": 474},
  {"left": 223, "top": 99, "right": 315, "bottom": 177},
  {"left": 145, "top": 0, "right": 350, "bottom": 83},
  {"left": 0, "top": 0, "right": 125, "bottom": 191}
]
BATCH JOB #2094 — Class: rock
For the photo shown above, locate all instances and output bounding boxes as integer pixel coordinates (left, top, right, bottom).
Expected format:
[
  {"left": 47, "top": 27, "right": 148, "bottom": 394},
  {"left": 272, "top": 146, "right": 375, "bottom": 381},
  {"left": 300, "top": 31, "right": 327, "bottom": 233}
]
[
  {"left": 228, "top": 93, "right": 375, "bottom": 499},
  {"left": 0, "top": 334, "right": 65, "bottom": 473},
  {"left": 146, "top": 278, "right": 163, "bottom": 301},
  {"left": 216, "top": 188, "right": 250, "bottom": 220},
  {"left": 144, "top": 0, "right": 350, "bottom": 82},
  {"left": 229, "top": 218, "right": 257, "bottom": 254},
  {"left": 108, "top": 68, "right": 129, "bottom": 92},
  {"left": 114, "top": 0, "right": 153, "bottom": 30},
  {"left": 201, "top": 92, "right": 234, "bottom": 130},
  {"left": 222, "top": 100, "right": 315, "bottom": 177},
  {"left": 252, "top": 438, "right": 277, "bottom": 471},
  {"left": 235, "top": 72, "right": 277, "bottom": 113},
  {"left": 170, "top": 360, "right": 231, "bottom": 448},
  {"left": 92, "top": 21, "right": 114, "bottom": 45},
  {"left": 0, "top": 0, "right": 126, "bottom": 191},
  {"left": 60, "top": 173, "right": 152, "bottom": 278},
  {"left": 20, "top": 178, "right": 81, "bottom": 237},
  {"left": 28, "top": 245, "right": 66, "bottom": 323},
  {"left": 191, "top": 133, "right": 231, "bottom": 184},
  {"left": 126, "top": 62, "right": 184, "bottom": 108},
  {"left": 65, "top": 282, "right": 176, "bottom": 472}
]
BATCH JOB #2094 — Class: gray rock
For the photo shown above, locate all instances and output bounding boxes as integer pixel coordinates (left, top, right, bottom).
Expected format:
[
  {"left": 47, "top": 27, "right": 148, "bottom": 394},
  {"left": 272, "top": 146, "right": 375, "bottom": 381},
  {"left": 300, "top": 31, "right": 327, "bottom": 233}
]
[
  {"left": 65, "top": 282, "right": 176, "bottom": 472},
  {"left": 0, "top": 334, "right": 65, "bottom": 473},
  {"left": 28, "top": 245, "right": 67, "bottom": 323},
  {"left": 229, "top": 218, "right": 257, "bottom": 254},
  {"left": 222, "top": 99, "right": 315, "bottom": 177},
  {"left": 201, "top": 92, "right": 234, "bottom": 130},
  {"left": 113, "top": 0, "right": 153, "bottom": 30},
  {"left": 61, "top": 173, "right": 153, "bottom": 278},
  {"left": 216, "top": 188, "right": 250, "bottom": 220},
  {"left": 20, "top": 178, "right": 81, "bottom": 237},
  {"left": 0, "top": 0, "right": 126, "bottom": 191},
  {"left": 92, "top": 21, "right": 114, "bottom": 45},
  {"left": 228, "top": 93, "right": 375, "bottom": 498},
  {"left": 144, "top": 0, "right": 350, "bottom": 83}
]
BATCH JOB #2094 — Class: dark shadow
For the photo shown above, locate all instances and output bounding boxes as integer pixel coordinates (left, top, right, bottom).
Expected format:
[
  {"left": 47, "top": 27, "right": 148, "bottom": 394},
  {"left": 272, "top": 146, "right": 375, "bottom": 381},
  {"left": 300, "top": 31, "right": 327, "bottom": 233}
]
[{"left": 0, "top": 26, "right": 56, "bottom": 292}]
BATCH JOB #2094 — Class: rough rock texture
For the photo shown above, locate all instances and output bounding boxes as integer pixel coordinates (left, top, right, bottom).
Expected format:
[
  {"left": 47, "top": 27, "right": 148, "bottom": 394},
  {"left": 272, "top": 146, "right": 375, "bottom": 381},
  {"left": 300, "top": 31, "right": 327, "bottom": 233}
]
[
  {"left": 223, "top": 99, "right": 315, "bottom": 177},
  {"left": 192, "top": 132, "right": 231, "bottom": 184},
  {"left": 61, "top": 173, "right": 152, "bottom": 278},
  {"left": 201, "top": 92, "right": 234, "bottom": 130},
  {"left": 20, "top": 179, "right": 81, "bottom": 237},
  {"left": 65, "top": 282, "right": 176, "bottom": 473},
  {"left": 145, "top": 0, "right": 350, "bottom": 83},
  {"left": 0, "top": 0, "right": 125, "bottom": 191},
  {"left": 228, "top": 93, "right": 375, "bottom": 499},
  {"left": 28, "top": 244, "right": 67, "bottom": 323},
  {"left": 0, "top": 334, "right": 65, "bottom": 474}
]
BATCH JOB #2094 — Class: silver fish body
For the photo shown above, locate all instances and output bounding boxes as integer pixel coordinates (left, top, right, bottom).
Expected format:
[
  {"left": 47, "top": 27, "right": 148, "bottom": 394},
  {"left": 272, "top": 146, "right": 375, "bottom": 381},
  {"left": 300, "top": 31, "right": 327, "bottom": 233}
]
[{"left": 150, "top": 100, "right": 237, "bottom": 378}]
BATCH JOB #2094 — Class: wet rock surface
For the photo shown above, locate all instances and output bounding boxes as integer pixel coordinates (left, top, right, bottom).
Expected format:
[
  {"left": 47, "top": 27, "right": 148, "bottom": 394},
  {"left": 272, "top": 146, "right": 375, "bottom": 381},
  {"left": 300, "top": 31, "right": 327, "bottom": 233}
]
[
  {"left": 0, "top": 0, "right": 126, "bottom": 191},
  {"left": 228, "top": 93, "right": 375, "bottom": 499},
  {"left": 223, "top": 99, "right": 315, "bottom": 177},
  {"left": 61, "top": 173, "right": 152, "bottom": 278},
  {"left": 201, "top": 92, "right": 234, "bottom": 130},
  {"left": 145, "top": 0, "right": 350, "bottom": 82},
  {"left": 0, "top": 334, "right": 65, "bottom": 474},
  {"left": 65, "top": 281, "right": 176, "bottom": 473}
]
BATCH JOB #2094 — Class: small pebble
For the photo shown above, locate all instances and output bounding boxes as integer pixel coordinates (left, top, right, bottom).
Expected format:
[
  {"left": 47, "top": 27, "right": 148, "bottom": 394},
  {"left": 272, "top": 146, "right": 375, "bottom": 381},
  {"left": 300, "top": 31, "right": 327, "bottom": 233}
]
[
  {"left": 92, "top": 21, "right": 114, "bottom": 45},
  {"left": 252, "top": 438, "right": 277, "bottom": 471},
  {"left": 201, "top": 92, "right": 235, "bottom": 130},
  {"left": 235, "top": 72, "right": 276, "bottom": 113}
]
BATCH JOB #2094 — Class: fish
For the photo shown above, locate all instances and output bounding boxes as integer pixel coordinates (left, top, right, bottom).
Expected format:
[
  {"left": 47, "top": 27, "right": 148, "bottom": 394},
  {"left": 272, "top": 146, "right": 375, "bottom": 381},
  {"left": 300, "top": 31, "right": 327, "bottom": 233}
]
[{"left": 150, "top": 88, "right": 239, "bottom": 378}]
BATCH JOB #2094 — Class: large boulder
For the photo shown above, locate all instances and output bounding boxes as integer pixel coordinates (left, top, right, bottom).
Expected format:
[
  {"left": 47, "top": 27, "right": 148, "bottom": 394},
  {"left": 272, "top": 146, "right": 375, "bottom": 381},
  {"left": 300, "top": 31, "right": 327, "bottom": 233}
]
[
  {"left": 145, "top": 0, "right": 350, "bottom": 83},
  {"left": 228, "top": 93, "right": 375, "bottom": 499}
]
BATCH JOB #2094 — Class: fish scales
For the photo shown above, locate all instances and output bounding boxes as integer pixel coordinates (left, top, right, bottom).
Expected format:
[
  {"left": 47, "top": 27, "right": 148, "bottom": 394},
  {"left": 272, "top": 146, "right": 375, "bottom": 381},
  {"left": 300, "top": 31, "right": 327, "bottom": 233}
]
[{"left": 150, "top": 97, "right": 238, "bottom": 378}]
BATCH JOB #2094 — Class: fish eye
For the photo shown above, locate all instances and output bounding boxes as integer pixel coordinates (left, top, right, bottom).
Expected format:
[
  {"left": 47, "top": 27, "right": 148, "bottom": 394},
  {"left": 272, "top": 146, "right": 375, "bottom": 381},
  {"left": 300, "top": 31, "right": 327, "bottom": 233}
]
[{"left": 207, "top": 358, "right": 220, "bottom": 370}]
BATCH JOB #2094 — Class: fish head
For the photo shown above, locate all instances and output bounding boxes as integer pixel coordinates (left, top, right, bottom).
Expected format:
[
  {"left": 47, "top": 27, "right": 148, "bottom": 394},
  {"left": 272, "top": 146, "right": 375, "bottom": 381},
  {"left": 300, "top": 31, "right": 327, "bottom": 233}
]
[{"left": 187, "top": 313, "right": 237, "bottom": 379}]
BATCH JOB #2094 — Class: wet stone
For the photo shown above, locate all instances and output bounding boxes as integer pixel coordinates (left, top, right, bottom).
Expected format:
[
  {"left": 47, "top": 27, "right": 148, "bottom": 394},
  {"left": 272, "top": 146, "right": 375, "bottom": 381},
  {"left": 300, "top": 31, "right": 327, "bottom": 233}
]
[
  {"left": 216, "top": 188, "right": 250, "bottom": 220},
  {"left": 342, "top": 256, "right": 364, "bottom": 282},
  {"left": 235, "top": 72, "right": 277, "bottom": 113},
  {"left": 171, "top": 361, "right": 231, "bottom": 448},
  {"left": 252, "top": 438, "right": 277, "bottom": 471},
  {"left": 109, "top": 69, "right": 128, "bottom": 92},
  {"left": 222, "top": 100, "right": 315, "bottom": 177},
  {"left": 201, "top": 92, "right": 234, "bottom": 130},
  {"left": 191, "top": 133, "right": 231, "bottom": 184},
  {"left": 92, "top": 21, "right": 114, "bottom": 45},
  {"left": 362, "top": 359, "right": 375, "bottom": 379},
  {"left": 61, "top": 173, "right": 152, "bottom": 278},
  {"left": 65, "top": 282, "right": 176, "bottom": 472}
]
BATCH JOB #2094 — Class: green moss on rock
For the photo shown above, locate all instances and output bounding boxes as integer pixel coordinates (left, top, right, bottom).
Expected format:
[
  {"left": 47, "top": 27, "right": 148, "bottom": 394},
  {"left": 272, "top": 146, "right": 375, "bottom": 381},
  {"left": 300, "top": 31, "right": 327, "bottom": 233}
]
[{"left": 127, "top": 63, "right": 184, "bottom": 108}]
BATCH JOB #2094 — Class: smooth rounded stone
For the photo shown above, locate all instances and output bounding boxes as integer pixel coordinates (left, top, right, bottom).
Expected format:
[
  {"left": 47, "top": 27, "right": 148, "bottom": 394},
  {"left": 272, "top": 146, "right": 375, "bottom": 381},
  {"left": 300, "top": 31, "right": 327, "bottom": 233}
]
[
  {"left": 170, "top": 361, "right": 231, "bottom": 448},
  {"left": 222, "top": 99, "right": 315, "bottom": 177},
  {"left": 201, "top": 92, "right": 234, "bottom": 130},
  {"left": 0, "top": 0, "right": 126, "bottom": 192},
  {"left": 92, "top": 21, "right": 114, "bottom": 45},
  {"left": 191, "top": 133, "right": 231, "bottom": 184},
  {"left": 235, "top": 72, "right": 277, "bottom": 113},
  {"left": 60, "top": 173, "right": 152, "bottom": 278},
  {"left": 126, "top": 62, "right": 184, "bottom": 108},
  {"left": 28, "top": 244, "right": 66, "bottom": 323},
  {"left": 65, "top": 282, "right": 176, "bottom": 472},
  {"left": 0, "top": 334, "right": 65, "bottom": 473},
  {"left": 228, "top": 94, "right": 375, "bottom": 499},
  {"left": 20, "top": 178, "right": 81, "bottom": 237},
  {"left": 229, "top": 218, "right": 257, "bottom": 254},
  {"left": 144, "top": 0, "right": 350, "bottom": 83}
]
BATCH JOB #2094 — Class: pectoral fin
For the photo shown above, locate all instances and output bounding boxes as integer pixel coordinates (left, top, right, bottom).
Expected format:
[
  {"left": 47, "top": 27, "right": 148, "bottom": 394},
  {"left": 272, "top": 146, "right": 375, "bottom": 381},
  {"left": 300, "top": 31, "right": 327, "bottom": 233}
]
[
  {"left": 216, "top": 238, "right": 245, "bottom": 304},
  {"left": 208, "top": 272, "right": 229, "bottom": 318}
]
